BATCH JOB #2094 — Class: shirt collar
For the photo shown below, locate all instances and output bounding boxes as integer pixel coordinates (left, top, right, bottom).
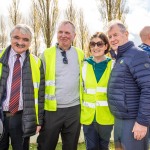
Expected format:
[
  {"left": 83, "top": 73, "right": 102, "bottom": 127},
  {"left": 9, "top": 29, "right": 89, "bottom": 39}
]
[
  {"left": 10, "top": 48, "right": 26, "bottom": 59},
  {"left": 56, "top": 43, "right": 71, "bottom": 51}
]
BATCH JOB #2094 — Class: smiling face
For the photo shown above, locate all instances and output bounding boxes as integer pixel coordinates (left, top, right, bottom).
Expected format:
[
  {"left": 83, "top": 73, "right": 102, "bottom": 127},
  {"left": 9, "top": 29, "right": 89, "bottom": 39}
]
[
  {"left": 107, "top": 24, "right": 128, "bottom": 51},
  {"left": 90, "top": 37, "right": 108, "bottom": 58},
  {"left": 57, "top": 22, "right": 76, "bottom": 50},
  {"left": 11, "top": 28, "right": 31, "bottom": 54}
]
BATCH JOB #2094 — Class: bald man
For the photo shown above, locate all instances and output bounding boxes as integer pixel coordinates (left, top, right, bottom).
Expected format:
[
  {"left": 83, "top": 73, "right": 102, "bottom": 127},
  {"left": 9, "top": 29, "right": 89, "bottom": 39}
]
[
  {"left": 139, "top": 26, "right": 150, "bottom": 56},
  {"left": 139, "top": 26, "right": 150, "bottom": 147}
]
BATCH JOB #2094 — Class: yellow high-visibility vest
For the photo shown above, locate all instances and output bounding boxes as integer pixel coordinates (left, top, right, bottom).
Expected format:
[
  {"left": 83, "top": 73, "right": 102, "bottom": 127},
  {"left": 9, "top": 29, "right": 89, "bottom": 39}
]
[
  {"left": 44, "top": 46, "right": 84, "bottom": 111},
  {"left": 81, "top": 60, "right": 114, "bottom": 125}
]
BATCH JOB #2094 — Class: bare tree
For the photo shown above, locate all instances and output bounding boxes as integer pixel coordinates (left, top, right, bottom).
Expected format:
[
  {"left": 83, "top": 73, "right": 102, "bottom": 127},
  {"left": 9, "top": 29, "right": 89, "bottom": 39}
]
[
  {"left": 96, "top": 0, "right": 129, "bottom": 26},
  {"left": 8, "top": 0, "right": 22, "bottom": 26},
  {"left": 28, "top": 1, "right": 41, "bottom": 56},
  {"left": 0, "top": 16, "right": 8, "bottom": 48},
  {"left": 36, "top": 0, "right": 59, "bottom": 47},
  {"left": 64, "top": 0, "right": 77, "bottom": 46},
  {"left": 77, "top": 9, "right": 90, "bottom": 57},
  {"left": 65, "top": 0, "right": 77, "bottom": 24}
]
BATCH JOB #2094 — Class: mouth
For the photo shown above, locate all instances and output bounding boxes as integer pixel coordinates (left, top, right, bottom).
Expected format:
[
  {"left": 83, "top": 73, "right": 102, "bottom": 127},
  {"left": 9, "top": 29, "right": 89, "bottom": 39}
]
[
  {"left": 16, "top": 43, "right": 25, "bottom": 48},
  {"left": 93, "top": 50, "right": 100, "bottom": 53},
  {"left": 111, "top": 42, "right": 118, "bottom": 46}
]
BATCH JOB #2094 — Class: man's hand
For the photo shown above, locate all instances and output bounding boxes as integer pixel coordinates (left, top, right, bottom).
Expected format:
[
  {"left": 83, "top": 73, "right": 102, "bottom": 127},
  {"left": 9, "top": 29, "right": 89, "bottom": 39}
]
[
  {"left": 36, "top": 126, "right": 41, "bottom": 134},
  {"left": 132, "top": 122, "right": 147, "bottom": 140}
]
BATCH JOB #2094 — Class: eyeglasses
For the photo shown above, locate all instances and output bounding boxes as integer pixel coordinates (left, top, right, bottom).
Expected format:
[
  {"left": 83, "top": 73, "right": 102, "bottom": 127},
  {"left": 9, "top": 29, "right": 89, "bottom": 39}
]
[
  {"left": 90, "top": 41, "right": 105, "bottom": 48},
  {"left": 11, "top": 36, "right": 30, "bottom": 42},
  {"left": 61, "top": 51, "right": 68, "bottom": 64}
]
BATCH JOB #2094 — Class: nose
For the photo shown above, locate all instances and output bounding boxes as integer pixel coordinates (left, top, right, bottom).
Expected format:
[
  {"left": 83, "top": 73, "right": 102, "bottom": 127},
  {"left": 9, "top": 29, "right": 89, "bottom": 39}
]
[
  {"left": 17, "top": 38, "right": 24, "bottom": 44},
  {"left": 61, "top": 32, "right": 66, "bottom": 37}
]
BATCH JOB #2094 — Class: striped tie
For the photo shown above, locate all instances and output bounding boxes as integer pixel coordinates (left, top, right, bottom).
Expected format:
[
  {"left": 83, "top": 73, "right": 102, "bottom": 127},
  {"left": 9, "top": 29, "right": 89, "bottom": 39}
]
[{"left": 9, "top": 54, "right": 21, "bottom": 114}]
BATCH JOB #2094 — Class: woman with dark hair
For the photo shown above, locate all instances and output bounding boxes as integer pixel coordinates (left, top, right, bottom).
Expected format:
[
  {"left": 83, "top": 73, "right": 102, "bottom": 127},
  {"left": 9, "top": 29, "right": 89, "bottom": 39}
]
[{"left": 81, "top": 32, "right": 114, "bottom": 150}]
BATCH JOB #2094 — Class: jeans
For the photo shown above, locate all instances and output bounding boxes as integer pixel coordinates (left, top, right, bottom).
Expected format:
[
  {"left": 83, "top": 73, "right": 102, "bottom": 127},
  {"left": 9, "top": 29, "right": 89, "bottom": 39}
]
[
  {"left": 114, "top": 118, "right": 149, "bottom": 150},
  {"left": 83, "top": 122, "right": 113, "bottom": 150}
]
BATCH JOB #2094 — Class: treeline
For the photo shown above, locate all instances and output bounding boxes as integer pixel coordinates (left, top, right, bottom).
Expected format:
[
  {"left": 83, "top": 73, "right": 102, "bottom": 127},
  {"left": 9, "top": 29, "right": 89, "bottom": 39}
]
[{"left": 0, "top": 0, "right": 128, "bottom": 56}]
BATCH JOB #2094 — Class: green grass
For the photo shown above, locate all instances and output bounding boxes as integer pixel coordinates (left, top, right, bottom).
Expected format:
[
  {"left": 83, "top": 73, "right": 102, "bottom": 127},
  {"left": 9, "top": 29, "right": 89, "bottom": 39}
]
[{"left": 9, "top": 142, "right": 115, "bottom": 150}]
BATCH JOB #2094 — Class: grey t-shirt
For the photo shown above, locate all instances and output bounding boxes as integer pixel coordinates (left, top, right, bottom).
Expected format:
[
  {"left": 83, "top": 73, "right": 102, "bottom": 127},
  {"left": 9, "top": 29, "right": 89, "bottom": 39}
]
[{"left": 56, "top": 46, "right": 80, "bottom": 108}]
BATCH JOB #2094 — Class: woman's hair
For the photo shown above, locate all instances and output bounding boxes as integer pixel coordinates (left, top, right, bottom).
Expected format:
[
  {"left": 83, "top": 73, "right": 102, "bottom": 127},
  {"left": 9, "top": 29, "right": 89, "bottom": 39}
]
[{"left": 89, "top": 32, "right": 110, "bottom": 54}]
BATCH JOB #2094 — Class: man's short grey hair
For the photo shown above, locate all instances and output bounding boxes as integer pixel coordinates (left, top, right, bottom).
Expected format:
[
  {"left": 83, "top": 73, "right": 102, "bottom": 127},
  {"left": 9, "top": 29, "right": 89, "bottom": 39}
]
[
  {"left": 10, "top": 24, "right": 33, "bottom": 41},
  {"left": 58, "top": 20, "right": 76, "bottom": 33},
  {"left": 107, "top": 20, "right": 127, "bottom": 33}
]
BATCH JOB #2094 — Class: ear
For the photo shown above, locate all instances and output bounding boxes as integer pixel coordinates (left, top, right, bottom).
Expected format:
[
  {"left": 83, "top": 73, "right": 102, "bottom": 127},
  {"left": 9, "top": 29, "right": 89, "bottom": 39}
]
[
  {"left": 148, "top": 33, "right": 150, "bottom": 40},
  {"left": 104, "top": 44, "right": 108, "bottom": 51},
  {"left": 73, "top": 33, "right": 76, "bottom": 39},
  {"left": 125, "top": 31, "right": 129, "bottom": 37}
]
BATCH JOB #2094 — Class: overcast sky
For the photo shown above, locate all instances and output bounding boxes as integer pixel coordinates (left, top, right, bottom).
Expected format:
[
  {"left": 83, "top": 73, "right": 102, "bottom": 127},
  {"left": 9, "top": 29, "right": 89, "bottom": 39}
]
[{"left": 0, "top": 0, "right": 150, "bottom": 46}]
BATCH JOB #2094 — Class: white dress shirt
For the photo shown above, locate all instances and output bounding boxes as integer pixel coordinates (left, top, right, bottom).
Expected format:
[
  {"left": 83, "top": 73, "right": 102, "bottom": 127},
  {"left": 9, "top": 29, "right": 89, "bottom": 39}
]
[{"left": 2, "top": 48, "right": 26, "bottom": 111}]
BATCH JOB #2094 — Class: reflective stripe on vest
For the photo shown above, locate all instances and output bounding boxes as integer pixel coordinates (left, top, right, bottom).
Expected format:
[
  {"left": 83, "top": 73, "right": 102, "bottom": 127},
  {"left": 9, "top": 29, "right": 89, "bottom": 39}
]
[
  {"left": 83, "top": 101, "right": 95, "bottom": 108},
  {"left": 96, "top": 101, "right": 108, "bottom": 106},
  {"left": 45, "top": 80, "right": 55, "bottom": 86},
  {"left": 33, "top": 82, "right": 40, "bottom": 89},
  {"left": 82, "top": 100, "right": 108, "bottom": 108},
  {"left": 35, "top": 99, "right": 38, "bottom": 105},
  {"left": 84, "top": 87, "right": 107, "bottom": 94},
  {"left": 45, "top": 94, "right": 56, "bottom": 100}
]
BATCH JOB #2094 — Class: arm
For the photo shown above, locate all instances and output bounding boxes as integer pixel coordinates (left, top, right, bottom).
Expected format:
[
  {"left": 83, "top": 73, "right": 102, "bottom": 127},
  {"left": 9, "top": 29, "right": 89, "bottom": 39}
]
[
  {"left": 130, "top": 50, "right": 150, "bottom": 139},
  {"left": 132, "top": 122, "right": 147, "bottom": 140},
  {"left": 37, "top": 60, "right": 45, "bottom": 127}
]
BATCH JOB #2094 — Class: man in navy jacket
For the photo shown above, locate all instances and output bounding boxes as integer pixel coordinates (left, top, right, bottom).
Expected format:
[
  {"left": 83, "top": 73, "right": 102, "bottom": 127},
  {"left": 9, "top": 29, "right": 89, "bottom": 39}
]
[{"left": 107, "top": 20, "right": 150, "bottom": 150}]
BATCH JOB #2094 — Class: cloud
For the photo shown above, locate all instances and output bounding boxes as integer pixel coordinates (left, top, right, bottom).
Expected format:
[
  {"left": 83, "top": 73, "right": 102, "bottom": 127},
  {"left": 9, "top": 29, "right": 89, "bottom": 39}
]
[
  {"left": 125, "top": 0, "right": 150, "bottom": 45},
  {"left": 126, "top": 0, "right": 150, "bottom": 33}
]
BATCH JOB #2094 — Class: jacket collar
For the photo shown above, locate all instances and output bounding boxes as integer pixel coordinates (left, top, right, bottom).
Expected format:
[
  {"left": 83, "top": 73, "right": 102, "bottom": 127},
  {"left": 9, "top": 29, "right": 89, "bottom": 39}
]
[
  {"left": 110, "top": 41, "right": 134, "bottom": 60},
  {"left": 117, "top": 41, "right": 134, "bottom": 56},
  {"left": 0, "top": 45, "right": 11, "bottom": 65}
]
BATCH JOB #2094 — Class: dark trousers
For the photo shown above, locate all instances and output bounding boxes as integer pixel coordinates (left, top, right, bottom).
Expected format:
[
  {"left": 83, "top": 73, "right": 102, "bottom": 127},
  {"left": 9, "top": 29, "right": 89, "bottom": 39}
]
[
  {"left": 37, "top": 105, "right": 81, "bottom": 150},
  {"left": 83, "top": 123, "right": 113, "bottom": 150},
  {"left": 114, "top": 118, "right": 149, "bottom": 150},
  {"left": 0, "top": 112, "right": 29, "bottom": 150}
]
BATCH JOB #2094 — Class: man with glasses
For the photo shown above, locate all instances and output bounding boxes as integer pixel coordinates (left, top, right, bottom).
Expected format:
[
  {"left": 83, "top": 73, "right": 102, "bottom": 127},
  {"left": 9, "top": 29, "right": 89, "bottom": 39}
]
[
  {"left": 37, "top": 20, "right": 84, "bottom": 150},
  {"left": 0, "top": 24, "right": 45, "bottom": 150}
]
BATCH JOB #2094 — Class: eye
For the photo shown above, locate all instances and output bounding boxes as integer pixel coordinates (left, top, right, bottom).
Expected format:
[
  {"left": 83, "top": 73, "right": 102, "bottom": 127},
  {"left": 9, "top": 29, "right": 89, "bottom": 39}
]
[
  {"left": 90, "top": 42, "right": 96, "bottom": 47},
  {"left": 65, "top": 32, "right": 70, "bottom": 35},
  {"left": 58, "top": 31, "right": 63, "bottom": 34},
  {"left": 23, "top": 38, "right": 30, "bottom": 42},
  {"left": 97, "top": 42, "right": 105, "bottom": 47},
  {"left": 12, "top": 36, "right": 19, "bottom": 40},
  {"left": 108, "top": 36, "right": 112, "bottom": 39},
  {"left": 114, "top": 33, "right": 118, "bottom": 37}
]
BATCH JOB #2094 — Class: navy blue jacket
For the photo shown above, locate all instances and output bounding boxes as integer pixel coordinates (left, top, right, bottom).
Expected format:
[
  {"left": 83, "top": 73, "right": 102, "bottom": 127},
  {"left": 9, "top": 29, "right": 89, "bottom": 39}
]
[{"left": 108, "top": 41, "right": 150, "bottom": 126}]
